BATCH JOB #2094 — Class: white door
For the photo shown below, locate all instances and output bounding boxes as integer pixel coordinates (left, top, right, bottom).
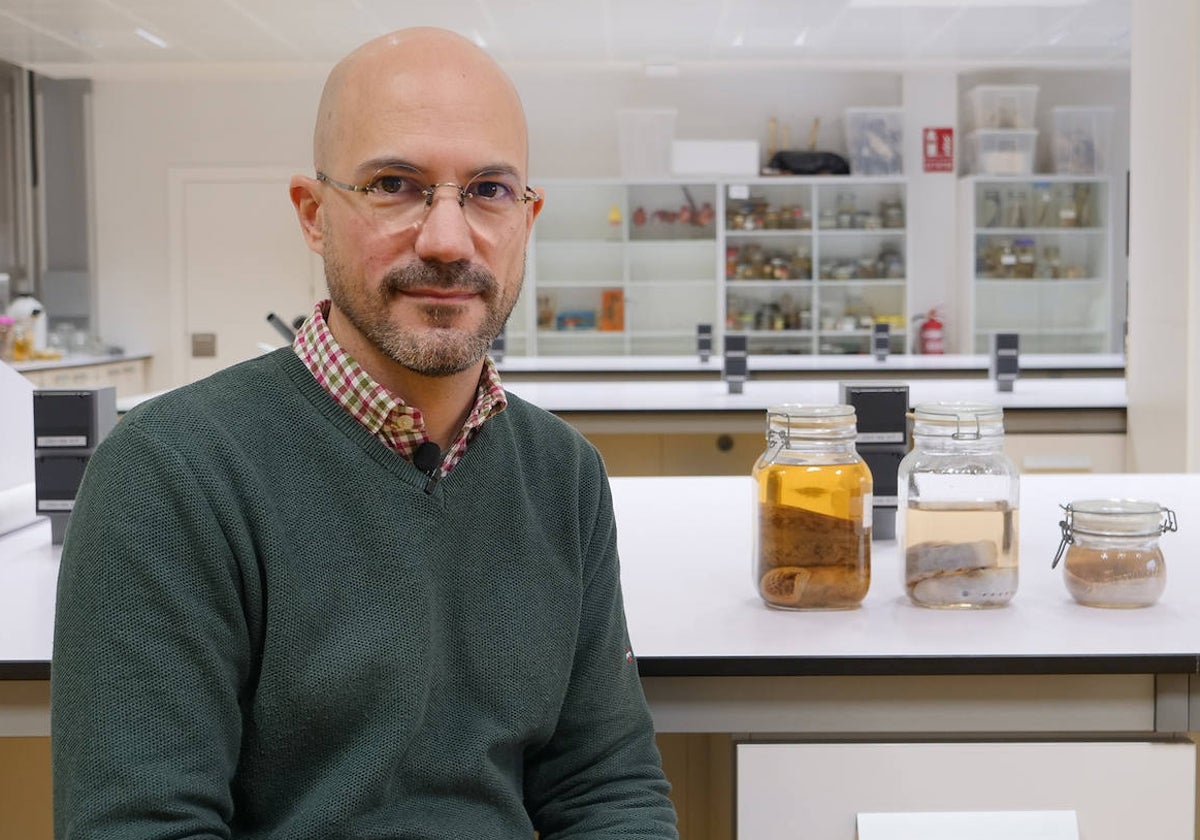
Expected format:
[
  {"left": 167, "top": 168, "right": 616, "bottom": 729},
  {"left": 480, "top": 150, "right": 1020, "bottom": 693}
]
[{"left": 171, "top": 167, "right": 325, "bottom": 385}]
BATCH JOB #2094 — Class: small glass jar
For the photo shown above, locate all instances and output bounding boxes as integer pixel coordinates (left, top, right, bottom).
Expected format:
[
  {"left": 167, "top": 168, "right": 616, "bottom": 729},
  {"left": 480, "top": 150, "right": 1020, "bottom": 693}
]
[
  {"left": 897, "top": 402, "right": 1020, "bottom": 609},
  {"left": 752, "top": 404, "right": 873, "bottom": 610},
  {"left": 1054, "top": 500, "right": 1178, "bottom": 608}
]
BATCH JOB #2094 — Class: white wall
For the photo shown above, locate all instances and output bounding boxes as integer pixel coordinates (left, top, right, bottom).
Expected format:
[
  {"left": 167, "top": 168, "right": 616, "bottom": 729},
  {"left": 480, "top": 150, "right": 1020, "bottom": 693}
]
[
  {"left": 90, "top": 75, "right": 321, "bottom": 388},
  {"left": 87, "top": 63, "right": 1129, "bottom": 390},
  {"left": 1127, "top": 0, "right": 1199, "bottom": 472}
]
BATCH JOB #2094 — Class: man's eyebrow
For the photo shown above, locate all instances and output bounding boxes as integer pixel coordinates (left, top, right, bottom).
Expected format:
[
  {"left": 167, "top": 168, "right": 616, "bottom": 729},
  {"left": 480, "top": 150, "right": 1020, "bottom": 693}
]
[
  {"left": 352, "top": 158, "right": 525, "bottom": 182},
  {"left": 353, "top": 158, "right": 423, "bottom": 179}
]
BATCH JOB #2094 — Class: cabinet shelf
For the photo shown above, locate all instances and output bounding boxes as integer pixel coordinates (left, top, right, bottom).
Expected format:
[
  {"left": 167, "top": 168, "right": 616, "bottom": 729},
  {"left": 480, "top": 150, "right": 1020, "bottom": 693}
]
[
  {"left": 961, "top": 175, "right": 1115, "bottom": 355},
  {"left": 530, "top": 176, "right": 910, "bottom": 357},
  {"left": 817, "top": 228, "right": 906, "bottom": 236},
  {"left": 727, "top": 279, "right": 812, "bottom": 288},
  {"left": 725, "top": 228, "right": 813, "bottom": 238},
  {"left": 977, "top": 227, "right": 1103, "bottom": 236}
]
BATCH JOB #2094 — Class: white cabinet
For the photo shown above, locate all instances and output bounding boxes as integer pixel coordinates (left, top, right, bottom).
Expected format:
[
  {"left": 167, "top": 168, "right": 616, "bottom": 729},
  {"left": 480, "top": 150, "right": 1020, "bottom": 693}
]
[
  {"left": 17, "top": 356, "right": 150, "bottom": 397},
  {"left": 528, "top": 177, "right": 908, "bottom": 357},
  {"left": 528, "top": 179, "right": 719, "bottom": 356},
  {"left": 737, "top": 741, "right": 1195, "bottom": 840},
  {"left": 724, "top": 177, "right": 907, "bottom": 355},
  {"left": 960, "top": 175, "right": 1114, "bottom": 353}
]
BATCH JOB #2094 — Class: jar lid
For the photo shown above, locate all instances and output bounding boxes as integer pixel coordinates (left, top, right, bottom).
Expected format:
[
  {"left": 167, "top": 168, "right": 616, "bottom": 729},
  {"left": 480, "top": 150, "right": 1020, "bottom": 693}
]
[
  {"left": 766, "top": 403, "right": 856, "bottom": 441},
  {"left": 1064, "top": 499, "right": 1175, "bottom": 536},
  {"left": 911, "top": 401, "right": 1004, "bottom": 440},
  {"left": 1052, "top": 499, "right": 1179, "bottom": 568}
]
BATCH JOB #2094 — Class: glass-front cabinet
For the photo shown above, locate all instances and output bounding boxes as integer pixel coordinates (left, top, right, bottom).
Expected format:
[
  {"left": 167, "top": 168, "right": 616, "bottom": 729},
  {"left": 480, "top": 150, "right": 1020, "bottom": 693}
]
[
  {"left": 527, "top": 177, "right": 907, "bottom": 357},
  {"left": 960, "top": 175, "right": 1113, "bottom": 354},
  {"left": 723, "top": 177, "right": 907, "bottom": 355},
  {"left": 528, "top": 180, "right": 719, "bottom": 356}
]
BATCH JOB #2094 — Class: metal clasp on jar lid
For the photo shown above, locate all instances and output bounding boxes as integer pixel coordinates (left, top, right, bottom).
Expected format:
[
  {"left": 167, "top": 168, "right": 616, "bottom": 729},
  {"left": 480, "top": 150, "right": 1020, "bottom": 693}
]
[
  {"left": 910, "top": 401, "right": 1004, "bottom": 441},
  {"left": 1052, "top": 499, "right": 1179, "bottom": 568}
]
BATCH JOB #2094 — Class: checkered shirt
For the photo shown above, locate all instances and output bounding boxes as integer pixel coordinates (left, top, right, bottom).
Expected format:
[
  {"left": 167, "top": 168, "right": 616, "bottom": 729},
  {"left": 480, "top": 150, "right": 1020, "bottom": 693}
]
[{"left": 292, "top": 300, "right": 507, "bottom": 476}]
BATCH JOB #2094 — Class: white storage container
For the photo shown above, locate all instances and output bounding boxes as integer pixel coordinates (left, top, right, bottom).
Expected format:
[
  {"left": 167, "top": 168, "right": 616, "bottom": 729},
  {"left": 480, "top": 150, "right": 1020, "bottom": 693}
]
[
  {"left": 844, "top": 108, "right": 903, "bottom": 175},
  {"left": 1053, "top": 106, "right": 1113, "bottom": 175},
  {"left": 968, "top": 85, "right": 1039, "bottom": 130},
  {"left": 968, "top": 129, "right": 1038, "bottom": 175}
]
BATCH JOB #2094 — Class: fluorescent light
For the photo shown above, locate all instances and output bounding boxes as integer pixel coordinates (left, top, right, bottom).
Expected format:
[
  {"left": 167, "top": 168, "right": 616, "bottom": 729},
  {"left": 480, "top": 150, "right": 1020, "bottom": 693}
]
[
  {"left": 794, "top": 27, "right": 809, "bottom": 46},
  {"left": 731, "top": 31, "right": 744, "bottom": 47},
  {"left": 134, "top": 28, "right": 169, "bottom": 49},
  {"left": 643, "top": 62, "right": 680, "bottom": 78},
  {"left": 851, "top": 0, "right": 1087, "bottom": 6}
]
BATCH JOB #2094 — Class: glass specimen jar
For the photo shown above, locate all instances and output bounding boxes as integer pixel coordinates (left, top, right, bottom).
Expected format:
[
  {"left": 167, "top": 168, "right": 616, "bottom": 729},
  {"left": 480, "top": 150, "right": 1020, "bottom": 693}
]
[
  {"left": 897, "top": 402, "right": 1020, "bottom": 609},
  {"left": 1053, "top": 499, "right": 1178, "bottom": 608},
  {"left": 752, "top": 404, "right": 873, "bottom": 610}
]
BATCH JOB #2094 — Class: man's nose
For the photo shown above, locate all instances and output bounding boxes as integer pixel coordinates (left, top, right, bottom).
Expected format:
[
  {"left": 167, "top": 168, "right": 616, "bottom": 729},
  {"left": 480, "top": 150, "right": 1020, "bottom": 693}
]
[{"left": 412, "top": 187, "right": 476, "bottom": 263}]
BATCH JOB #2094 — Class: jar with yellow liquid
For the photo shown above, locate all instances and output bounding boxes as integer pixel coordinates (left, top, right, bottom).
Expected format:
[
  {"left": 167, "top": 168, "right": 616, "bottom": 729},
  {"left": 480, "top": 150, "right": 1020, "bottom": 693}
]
[
  {"left": 752, "top": 404, "right": 873, "bottom": 610},
  {"left": 897, "top": 402, "right": 1020, "bottom": 609}
]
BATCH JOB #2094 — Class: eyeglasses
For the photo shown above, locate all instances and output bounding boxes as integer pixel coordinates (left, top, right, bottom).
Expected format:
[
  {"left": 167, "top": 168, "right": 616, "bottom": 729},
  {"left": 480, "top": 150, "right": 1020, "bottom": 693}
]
[{"left": 316, "top": 165, "right": 539, "bottom": 230}]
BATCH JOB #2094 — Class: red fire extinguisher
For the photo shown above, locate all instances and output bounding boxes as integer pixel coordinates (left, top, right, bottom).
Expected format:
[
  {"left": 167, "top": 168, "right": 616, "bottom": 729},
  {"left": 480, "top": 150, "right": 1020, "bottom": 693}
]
[{"left": 916, "top": 309, "right": 945, "bottom": 355}]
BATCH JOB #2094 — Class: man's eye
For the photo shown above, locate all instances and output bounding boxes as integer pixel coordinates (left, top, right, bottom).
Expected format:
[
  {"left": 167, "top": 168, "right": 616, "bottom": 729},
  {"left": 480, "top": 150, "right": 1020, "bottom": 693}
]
[
  {"left": 371, "top": 173, "right": 419, "bottom": 195},
  {"left": 469, "top": 179, "right": 515, "bottom": 201}
]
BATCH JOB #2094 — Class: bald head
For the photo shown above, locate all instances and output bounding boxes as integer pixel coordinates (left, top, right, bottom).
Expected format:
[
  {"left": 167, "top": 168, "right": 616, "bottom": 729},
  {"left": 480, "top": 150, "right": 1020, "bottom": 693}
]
[{"left": 313, "top": 27, "right": 529, "bottom": 175}]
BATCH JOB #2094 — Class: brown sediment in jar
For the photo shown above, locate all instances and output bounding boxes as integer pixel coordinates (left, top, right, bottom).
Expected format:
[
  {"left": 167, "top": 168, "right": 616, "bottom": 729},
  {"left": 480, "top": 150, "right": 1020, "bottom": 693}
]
[{"left": 756, "top": 501, "right": 870, "bottom": 609}]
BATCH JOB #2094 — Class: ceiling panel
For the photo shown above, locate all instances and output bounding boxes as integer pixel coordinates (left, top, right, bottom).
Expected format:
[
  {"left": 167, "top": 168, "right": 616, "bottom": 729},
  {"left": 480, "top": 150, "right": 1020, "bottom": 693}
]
[{"left": 0, "top": 0, "right": 1132, "bottom": 73}]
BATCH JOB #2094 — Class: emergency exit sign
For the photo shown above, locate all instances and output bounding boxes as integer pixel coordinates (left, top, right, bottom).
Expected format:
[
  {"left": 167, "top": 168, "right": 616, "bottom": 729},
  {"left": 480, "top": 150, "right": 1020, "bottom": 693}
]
[{"left": 923, "top": 127, "right": 954, "bottom": 172}]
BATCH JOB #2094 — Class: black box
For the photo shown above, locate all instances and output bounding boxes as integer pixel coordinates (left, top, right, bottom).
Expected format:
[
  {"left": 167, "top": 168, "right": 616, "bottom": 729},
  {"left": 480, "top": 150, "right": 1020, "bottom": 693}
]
[
  {"left": 839, "top": 381, "right": 910, "bottom": 540},
  {"left": 33, "top": 387, "right": 116, "bottom": 543}
]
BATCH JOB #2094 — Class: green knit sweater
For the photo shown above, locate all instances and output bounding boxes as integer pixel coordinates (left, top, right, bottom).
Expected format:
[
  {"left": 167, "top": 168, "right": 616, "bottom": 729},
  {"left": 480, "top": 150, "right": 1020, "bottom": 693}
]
[{"left": 51, "top": 349, "right": 677, "bottom": 840}]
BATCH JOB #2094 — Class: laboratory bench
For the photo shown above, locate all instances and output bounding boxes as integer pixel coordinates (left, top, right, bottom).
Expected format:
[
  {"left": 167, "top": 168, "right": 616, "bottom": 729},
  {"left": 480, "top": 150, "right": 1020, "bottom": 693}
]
[
  {"left": 1, "top": 472, "right": 1198, "bottom": 838},
  {"left": 9, "top": 351, "right": 151, "bottom": 398},
  {"left": 116, "top": 373, "right": 1129, "bottom": 476},
  {"left": 494, "top": 352, "right": 1125, "bottom": 381}
]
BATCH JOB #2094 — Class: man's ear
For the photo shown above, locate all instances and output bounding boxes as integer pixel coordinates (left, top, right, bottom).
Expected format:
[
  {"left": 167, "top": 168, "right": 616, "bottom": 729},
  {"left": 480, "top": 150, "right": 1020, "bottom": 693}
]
[{"left": 290, "top": 175, "right": 325, "bottom": 255}]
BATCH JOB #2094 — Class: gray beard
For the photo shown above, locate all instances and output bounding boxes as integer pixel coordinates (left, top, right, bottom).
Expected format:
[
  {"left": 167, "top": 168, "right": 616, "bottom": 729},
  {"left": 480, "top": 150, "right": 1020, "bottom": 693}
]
[{"left": 326, "top": 256, "right": 520, "bottom": 377}]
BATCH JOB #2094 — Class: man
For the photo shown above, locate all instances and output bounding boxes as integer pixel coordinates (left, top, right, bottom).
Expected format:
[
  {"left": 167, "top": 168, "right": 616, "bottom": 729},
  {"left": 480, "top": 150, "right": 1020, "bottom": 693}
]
[{"left": 52, "top": 27, "right": 678, "bottom": 839}]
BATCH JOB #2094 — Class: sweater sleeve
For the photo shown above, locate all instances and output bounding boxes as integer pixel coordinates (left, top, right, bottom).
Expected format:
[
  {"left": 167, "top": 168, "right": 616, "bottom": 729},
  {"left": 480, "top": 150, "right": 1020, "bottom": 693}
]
[
  {"left": 523, "top": 449, "right": 679, "bottom": 839},
  {"left": 52, "top": 420, "right": 251, "bottom": 840}
]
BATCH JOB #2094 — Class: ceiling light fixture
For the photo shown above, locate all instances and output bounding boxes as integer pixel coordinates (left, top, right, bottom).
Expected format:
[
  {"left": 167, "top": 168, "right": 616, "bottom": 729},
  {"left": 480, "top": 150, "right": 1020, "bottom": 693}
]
[
  {"left": 644, "top": 62, "right": 680, "bottom": 78},
  {"left": 850, "top": 0, "right": 1087, "bottom": 6},
  {"left": 134, "top": 28, "right": 169, "bottom": 49}
]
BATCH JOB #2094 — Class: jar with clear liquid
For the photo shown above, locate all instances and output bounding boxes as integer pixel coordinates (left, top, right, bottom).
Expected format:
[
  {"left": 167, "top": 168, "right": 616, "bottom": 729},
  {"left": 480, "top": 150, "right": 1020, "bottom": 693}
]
[
  {"left": 897, "top": 402, "right": 1020, "bottom": 608},
  {"left": 1053, "top": 500, "right": 1178, "bottom": 608},
  {"left": 752, "top": 404, "right": 873, "bottom": 610}
]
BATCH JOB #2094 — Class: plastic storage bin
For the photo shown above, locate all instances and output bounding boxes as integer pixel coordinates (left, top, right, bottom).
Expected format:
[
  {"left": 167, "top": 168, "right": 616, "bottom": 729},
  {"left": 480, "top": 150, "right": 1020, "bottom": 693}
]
[
  {"left": 616, "top": 108, "right": 676, "bottom": 178},
  {"left": 967, "top": 85, "right": 1039, "bottom": 130},
  {"left": 968, "top": 129, "right": 1038, "bottom": 175},
  {"left": 1052, "top": 106, "right": 1112, "bottom": 175},
  {"left": 844, "top": 108, "right": 903, "bottom": 175}
]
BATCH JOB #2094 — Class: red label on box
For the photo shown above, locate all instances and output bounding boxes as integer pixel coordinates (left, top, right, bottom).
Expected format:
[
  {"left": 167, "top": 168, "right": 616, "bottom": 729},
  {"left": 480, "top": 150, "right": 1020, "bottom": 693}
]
[{"left": 923, "top": 127, "right": 954, "bottom": 172}]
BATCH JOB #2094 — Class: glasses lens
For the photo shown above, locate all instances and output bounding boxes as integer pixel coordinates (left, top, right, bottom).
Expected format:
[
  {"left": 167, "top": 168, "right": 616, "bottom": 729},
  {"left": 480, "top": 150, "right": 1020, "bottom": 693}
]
[
  {"left": 462, "top": 172, "right": 528, "bottom": 225},
  {"left": 363, "top": 166, "right": 428, "bottom": 227}
]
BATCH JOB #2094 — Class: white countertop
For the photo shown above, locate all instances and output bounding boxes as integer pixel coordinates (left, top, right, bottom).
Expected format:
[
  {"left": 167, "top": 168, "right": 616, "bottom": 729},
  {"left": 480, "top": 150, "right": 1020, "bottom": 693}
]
[
  {"left": 1, "top": 473, "right": 1194, "bottom": 678},
  {"left": 612, "top": 473, "right": 1198, "bottom": 674},
  {"left": 115, "top": 376, "right": 1127, "bottom": 416},
  {"left": 496, "top": 352, "right": 1125, "bottom": 375},
  {"left": 506, "top": 376, "right": 1127, "bottom": 413},
  {"left": 10, "top": 350, "right": 151, "bottom": 373}
]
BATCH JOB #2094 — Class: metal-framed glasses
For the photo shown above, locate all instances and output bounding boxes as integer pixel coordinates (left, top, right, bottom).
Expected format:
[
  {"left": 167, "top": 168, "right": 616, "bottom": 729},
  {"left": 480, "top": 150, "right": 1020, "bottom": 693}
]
[{"left": 316, "top": 165, "right": 538, "bottom": 230}]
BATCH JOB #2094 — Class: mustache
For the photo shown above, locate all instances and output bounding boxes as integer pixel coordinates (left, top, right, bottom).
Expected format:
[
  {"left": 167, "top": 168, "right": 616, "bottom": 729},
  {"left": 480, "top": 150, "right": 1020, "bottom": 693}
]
[{"left": 382, "top": 260, "right": 497, "bottom": 297}]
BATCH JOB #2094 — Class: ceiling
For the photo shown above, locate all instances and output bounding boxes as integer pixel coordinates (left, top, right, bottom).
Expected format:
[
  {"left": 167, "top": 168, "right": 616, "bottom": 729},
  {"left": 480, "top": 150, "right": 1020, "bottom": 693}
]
[{"left": 0, "top": 0, "right": 1130, "bottom": 77}]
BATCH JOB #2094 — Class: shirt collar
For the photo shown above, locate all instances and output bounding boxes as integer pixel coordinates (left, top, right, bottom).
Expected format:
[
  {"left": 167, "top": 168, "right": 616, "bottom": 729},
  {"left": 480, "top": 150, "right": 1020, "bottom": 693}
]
[{"left": 291, "top": 300, "right": 507, "bottom": 459}]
